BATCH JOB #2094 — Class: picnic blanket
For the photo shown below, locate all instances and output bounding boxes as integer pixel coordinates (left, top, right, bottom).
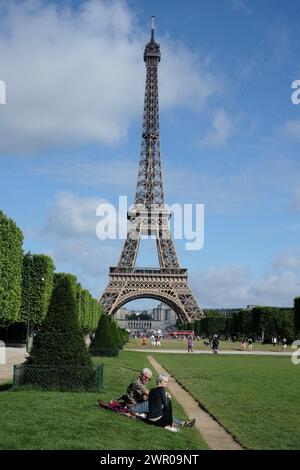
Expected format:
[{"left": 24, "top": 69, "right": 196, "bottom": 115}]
[{"left": 97, "top": 399, "right": 137, "bottom": 418}]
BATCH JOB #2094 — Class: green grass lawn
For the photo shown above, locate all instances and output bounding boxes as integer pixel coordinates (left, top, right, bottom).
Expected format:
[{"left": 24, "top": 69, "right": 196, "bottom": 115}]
[
  {"left": 126, "top": 338, "right": 293, "bottom": 352},
  {"left": 0, "top": 351, "right": 207, "bottom": 450},
  {"left": 153, "top": 353, "right": 300, "bottom": 450}
]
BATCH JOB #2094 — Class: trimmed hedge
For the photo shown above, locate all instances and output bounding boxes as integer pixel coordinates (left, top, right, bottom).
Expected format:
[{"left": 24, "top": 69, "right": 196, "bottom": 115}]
[
  {"left": 0, "top": 210, "right": 23, "bottom": 327},
  {"left": 20, "top": 254, "right": 55, "bottom": 327},
  {"left": 27, "top": 273, "right": 92, "bottom": 368},
  {"left": 90, "top": 314, "right": 119, "bottom": 357}
]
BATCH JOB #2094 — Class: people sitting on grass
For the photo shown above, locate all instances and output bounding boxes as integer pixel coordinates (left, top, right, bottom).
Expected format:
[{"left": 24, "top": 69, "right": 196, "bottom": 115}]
[
  {"left": 120, "top": 368, "right": 196, "bottom": 428},
  {"left": 146, "top": 374, "right": 196, "bottom": 432},
  {"left": 120, "top": 367, "right": 153, "bottom": 415}
]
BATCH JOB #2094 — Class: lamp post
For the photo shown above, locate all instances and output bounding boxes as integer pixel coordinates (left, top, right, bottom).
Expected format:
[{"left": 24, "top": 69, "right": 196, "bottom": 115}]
[{"left": 26, "top": 251, "right": 33, "bottom": 353}]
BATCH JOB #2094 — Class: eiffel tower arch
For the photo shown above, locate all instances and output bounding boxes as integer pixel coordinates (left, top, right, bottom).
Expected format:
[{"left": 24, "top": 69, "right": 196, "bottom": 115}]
[{"left": 100, "top": 18, "right": 204, "bottom": 324}]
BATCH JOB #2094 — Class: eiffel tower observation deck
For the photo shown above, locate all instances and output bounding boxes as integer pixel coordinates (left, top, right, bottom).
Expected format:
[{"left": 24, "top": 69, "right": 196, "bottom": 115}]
[{"left": 100, "top": 18, "right": 203, "bottom": 323}]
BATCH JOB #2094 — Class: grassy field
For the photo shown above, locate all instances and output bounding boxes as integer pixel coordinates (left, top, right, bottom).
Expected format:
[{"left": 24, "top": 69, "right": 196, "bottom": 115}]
[
  {"left": 153, "top": 352, "right": 300, "bottom": 450},
  {"left": 126, "top": 338, "right": 293, "bottom": 352},
  {"left": 0, "top": 351, "right": 207, "bottom": 450}
]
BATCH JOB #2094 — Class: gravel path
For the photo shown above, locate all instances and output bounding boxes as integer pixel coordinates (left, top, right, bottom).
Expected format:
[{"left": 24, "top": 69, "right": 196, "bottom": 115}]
[
  {"left": 0, "top": 347, "right": 27, "bottom": 385},
  {"left": 126, "top": 348, "right": 292, "bottom": 356}
]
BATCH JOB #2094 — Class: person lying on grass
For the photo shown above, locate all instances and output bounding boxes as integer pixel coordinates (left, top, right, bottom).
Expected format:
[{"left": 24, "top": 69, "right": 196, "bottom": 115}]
[{"left": 146, "top": 373, "right": 196, "bottom": 432}]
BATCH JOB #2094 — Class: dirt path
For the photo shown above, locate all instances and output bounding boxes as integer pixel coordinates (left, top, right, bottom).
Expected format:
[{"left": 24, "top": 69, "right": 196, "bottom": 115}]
[{"left": 147, "top": 355, "right": 243, "bottom": 451}]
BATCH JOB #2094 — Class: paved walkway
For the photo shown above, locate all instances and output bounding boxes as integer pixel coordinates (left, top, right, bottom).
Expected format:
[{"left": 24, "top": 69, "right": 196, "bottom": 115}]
[
  {"left": 147, "top": 355, "right": 243, "bottom": 450},
  {"left": 0, "top": 347, "right": 27, "bottom": 385},
  {"left": 126, "top": 348, "right": 292, "bottom": 356}
]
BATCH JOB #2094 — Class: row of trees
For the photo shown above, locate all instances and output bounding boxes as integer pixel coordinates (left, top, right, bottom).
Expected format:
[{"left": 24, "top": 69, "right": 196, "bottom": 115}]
[
  {"left": 0, "top": 210, "right": 101, "bottom": 337},
  {"left": 178, "top": 302, "right": 300, "bottom": 342}
]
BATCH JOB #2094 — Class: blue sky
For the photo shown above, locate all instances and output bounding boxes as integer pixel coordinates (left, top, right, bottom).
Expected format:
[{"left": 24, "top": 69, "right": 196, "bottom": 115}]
[{"left": 0, "top": 0, "right": 300, "bottom": 308}]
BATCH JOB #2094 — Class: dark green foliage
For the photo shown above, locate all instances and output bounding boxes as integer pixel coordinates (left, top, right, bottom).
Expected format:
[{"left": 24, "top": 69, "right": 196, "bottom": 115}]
[
  {"left": 119, "top": 327, "right": 129, "bottom": 345},
  {"left": 194, "top": 320, "right": 201, "bottom": 336},
  {"left": 231, "top": 307, "right": 295, "bottom": 341},
  {"left": 81, "top": 289, "right": 92, "bottom": 332},
  {"left": 252, "top": 307, "right": 294, "bottom": 342},
  {"left": 91, "top": 298, "right": 102, "bottom": 331},
  {"left": 76, "top": 282, "right": 82, "bottom": 328},
  {"left": 203, "top": 309, "right": 223, "bottom": 317},
  {"left": 20, "top": 254, "right": 55, "bottom": 327},
  {"left": 89, "top": 314, "right": 119, "bottom": 356},
  {"left": 27, "top": 273, "right": 92, "bottom": 367},
  {"left": 0, "top": 210, "right": 23, "bottom": 327},
  {"left": 294, "top": 297, "right": 300, "bottom": 334},
  {"left": 77, "top": 284, "right": 101, "bottom": 332},
  {"left": 177, "top": 322, "right": 194, "bottom": 331},
  {"left": 201, "top": 316, "right": 227, "bottom": 336}
]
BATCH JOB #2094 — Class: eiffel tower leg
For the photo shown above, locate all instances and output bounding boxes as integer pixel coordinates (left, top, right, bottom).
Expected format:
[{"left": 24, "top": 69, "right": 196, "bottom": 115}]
[{"left": 177, "top": 285, "right": 204, "bottom": 321}]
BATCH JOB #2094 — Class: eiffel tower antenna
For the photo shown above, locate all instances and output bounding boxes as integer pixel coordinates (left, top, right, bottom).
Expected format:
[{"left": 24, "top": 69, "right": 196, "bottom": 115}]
[
  {"left": 151, "top": 16, "right": 155, "bottom": 40},
  {"left": 100, "top": 18, "right": 203, "bottom": 323}
]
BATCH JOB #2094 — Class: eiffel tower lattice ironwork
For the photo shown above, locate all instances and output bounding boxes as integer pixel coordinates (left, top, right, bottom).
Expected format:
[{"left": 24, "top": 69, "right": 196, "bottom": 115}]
[{"left": 100, "top": 18, "right": 203, "bottom": 323}]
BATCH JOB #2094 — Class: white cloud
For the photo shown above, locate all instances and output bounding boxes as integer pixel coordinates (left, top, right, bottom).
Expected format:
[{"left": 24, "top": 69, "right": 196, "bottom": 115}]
[
  {"left": 39, "top": 190, "right": 123, "bottom": 296},
  {"left": 248, "top": 271, "right": 300, "bottom": 306},
  {"left": 274, "top": 247, "right": 300, "bottom": 270},
  {"left": 192, "top": 264, "right": 300, "bottom": 308},
  {"left": 283, "top": 120, "right": 300, "bottom": 142},
  {"left": 43, "top": 191, "right": 105, "bottom": 237},
  {"left": 0, "top": 0, "right": 217, "bottom": 153},
  {"left": 196, "top": 108, "right": 234, "bottom": 147},
  {"left": 192, "top": 265, "right": 250, "bottom": 308}
]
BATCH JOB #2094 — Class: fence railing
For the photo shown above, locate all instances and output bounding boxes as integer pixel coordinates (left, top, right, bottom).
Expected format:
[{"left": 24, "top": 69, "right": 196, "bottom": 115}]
[{"left": 13, "top": 363, "right": 104, "bottom": 392}]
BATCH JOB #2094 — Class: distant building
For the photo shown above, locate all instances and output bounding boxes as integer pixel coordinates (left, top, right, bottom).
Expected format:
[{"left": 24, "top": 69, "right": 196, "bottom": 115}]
[
  {"left": 115, "top": 302, "right": 177, "bottom": 333},
  {"left": 115, "top": 307, "right": 127, "bottom": 320},
  {"left": 152, "top": 303, "right": 177, "bottom": 323}
]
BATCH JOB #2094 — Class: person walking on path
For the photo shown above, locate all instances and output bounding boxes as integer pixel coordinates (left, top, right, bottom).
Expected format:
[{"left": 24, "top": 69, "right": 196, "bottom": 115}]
[
  {"left": 212, "top": 335, "right": 219, "bottom": 354},
  {"left": 187, "top": 335, "right": 194, "bottom": 353}
]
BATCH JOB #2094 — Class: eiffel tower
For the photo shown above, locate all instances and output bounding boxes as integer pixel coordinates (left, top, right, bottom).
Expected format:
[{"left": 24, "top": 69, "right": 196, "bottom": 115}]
[{"left": 100, "top": 18, "right": 203, "bottom": 323}]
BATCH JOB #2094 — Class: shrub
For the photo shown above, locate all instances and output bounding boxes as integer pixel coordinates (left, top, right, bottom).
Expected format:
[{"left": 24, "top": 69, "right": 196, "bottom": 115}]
[
  {"left": 25, "top": 273, "right": 94, "bottom": 389},
  {"left": 89, "top": 314, "right": 119, "bottom": 357}
]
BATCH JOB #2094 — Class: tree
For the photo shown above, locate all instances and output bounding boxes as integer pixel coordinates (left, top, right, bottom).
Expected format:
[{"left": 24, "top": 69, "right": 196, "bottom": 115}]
[
  {"left": 89, "top": 314, "right": 119, "bottom": 356},
  {"left": 294, "top": 297, "right": 300, "bottom": 335},
  {"left": 201, "top": 317, "right": 226, "bottom": 337},
  {"left": 20, "top": 254, "right": 55, "bottom": 327},
  {"left": 0, "top": 210, "right": 23, "bottom": 327},
  {"left": 139, "top": 313, "right": 152, "bottom": 320},
  {"left": 27, "top": 273, "right": 92, "bottom": 366},
  {"left": 81, "top": 289, "right": 91, "bottom": 333},
  {"left": 91, "top": 299, "right": 102, "bottom": 331}
]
